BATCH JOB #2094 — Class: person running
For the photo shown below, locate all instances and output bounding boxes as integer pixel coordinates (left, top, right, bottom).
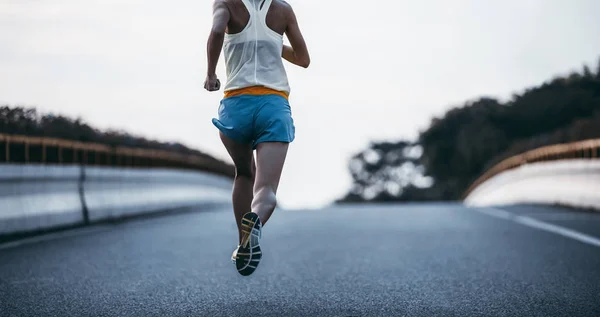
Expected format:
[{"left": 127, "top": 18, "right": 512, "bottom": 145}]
[{"left": 204, "top": 0, "right": 310, "bottom": 276}]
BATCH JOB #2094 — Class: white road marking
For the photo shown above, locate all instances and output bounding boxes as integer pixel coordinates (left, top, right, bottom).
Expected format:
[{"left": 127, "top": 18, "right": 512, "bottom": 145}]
[
  {"left": 524, "top": 212, "right": 600, "bottom": 221},
  {"left": 476, "top": 207, "right": 600, "bottom": 248},
  {"left": 0, "top": 226, "right": 111, "bottom": 251},
  {"left": 477, "top": 207, "right": 513, "bottom": 220}
]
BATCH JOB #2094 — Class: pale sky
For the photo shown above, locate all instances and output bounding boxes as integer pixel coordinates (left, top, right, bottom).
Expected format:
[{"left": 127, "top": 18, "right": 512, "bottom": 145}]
[{"left": 1, "top": 0, "right": 600, "bottom": 209}]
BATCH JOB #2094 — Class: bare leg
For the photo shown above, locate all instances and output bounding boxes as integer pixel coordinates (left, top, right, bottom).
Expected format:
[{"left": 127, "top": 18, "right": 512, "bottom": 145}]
[
  {"left": 219, "top": 132, "right": 255, "bottom": 244},
  {"left": 251, "top": 142, "right": 289, "bottom": 226}
]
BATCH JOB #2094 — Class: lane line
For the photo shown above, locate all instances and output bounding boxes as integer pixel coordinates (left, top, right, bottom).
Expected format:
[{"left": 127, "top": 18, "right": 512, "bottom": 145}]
[
  {"left": 521, "top": 213, "right": 600, "bottom": 221},
  {"left": 476, "top": 207, "right": 600, "bottom": 248},
  {"left": 0, "top": 226, "right": 111, "bottom": 251},
  {"left": 477, "top": 207, "right": 513, "bottom": 220}
]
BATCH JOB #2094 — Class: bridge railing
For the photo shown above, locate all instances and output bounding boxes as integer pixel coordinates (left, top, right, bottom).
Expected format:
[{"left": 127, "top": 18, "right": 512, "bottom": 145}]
[
  {"left": 0, "top": 133, "right": 234, "bottom": 178},
  {"left": 0, "top": 133, "right": 234, "bottom": 239},
  {"left": 463, "top": 138, "right": 600, "bottom": 199}
]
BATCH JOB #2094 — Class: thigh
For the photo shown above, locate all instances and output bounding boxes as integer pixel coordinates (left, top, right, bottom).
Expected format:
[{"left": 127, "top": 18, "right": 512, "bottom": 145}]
[
  {"left": 219, "top": 132, "right": 256, "bottom": 177},
  {"left": 254, "top": 141, "right": 289, "bottom": 193}
]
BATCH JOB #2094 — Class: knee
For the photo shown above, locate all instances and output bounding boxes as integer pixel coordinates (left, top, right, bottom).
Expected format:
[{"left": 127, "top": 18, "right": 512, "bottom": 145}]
[{"left": 235, "top": 164, "right": 255, "bottom": 181}]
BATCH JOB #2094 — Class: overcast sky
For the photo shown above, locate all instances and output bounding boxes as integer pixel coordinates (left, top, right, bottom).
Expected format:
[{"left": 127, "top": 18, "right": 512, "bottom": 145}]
[{"left": 1, "top": 0, "right": 600, "bottom": 209}]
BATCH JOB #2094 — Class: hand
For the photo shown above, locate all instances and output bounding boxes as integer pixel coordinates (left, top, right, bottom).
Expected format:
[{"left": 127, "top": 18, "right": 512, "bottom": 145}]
[{"left": 204, "top": 74, "right": 221, "bottom": 92}]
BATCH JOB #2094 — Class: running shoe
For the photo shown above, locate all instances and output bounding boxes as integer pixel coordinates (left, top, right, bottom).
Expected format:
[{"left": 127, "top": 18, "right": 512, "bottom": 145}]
[{"left": 236, "top": 212, "right": 262, "bottom": 276}]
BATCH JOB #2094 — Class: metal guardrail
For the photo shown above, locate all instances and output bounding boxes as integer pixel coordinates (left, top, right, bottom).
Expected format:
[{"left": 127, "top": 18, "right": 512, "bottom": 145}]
[
  {"left": 0, "top": 164, "right": 234, "bottom": 238},
  {"left": 463, "top": 138, "right": 600, "bottom": 199},
  {"left": 0, "top": 133, "right": 234, "bottom": 177}
]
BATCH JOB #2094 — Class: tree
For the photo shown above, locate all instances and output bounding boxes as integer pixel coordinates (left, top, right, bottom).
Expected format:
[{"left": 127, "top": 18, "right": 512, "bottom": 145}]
[
  {"left": 583, "top": 65, "right": 593, "bottom": 78},
  {"left": 338, "top": 140, "right": 433, "bottom": 203},
  {"left": 0, "top": 105, "right": 232, "bottom": 168},
  {"left": 340, "top": 55, "right": 600, "bottom": 203}
]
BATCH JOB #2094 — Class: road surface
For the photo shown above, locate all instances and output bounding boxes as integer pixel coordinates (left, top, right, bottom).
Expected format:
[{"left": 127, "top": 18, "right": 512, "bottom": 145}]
[{"left": 1, "top": 203, "right": 600, "bottom": 316}]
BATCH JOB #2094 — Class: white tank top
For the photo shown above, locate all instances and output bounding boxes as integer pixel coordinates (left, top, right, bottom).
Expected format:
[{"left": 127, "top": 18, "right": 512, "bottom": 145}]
[{"left": 222, "top": 0, "right": 291, "bottom": 95}]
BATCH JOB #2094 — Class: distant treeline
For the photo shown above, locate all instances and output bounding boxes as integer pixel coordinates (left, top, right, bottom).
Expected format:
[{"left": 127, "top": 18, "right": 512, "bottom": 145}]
[
  {"left": 338, "top": 58, "right": 600, "bottom": 203},
  {"left": 0, "top": 106, "right": 233, "bottom": 170}
]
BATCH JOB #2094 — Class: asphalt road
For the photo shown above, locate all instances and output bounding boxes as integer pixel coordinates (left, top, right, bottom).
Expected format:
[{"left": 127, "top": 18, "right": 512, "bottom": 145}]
[{"left": 1, "top": 203, "right": 599, "bottom": 317}]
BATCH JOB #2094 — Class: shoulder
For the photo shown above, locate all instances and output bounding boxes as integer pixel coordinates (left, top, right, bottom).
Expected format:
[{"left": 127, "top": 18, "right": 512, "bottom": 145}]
[
  {"left": 276, "top": 0, "right": 293, "bottom": 10},
  {"left": 213, "top": 0, "right": 236, "bottom": 18},
  {"left": 277, "top": 0, "right": 292, "bottom": 7},
  {"left": 213, "top": 0, "right": 229, "bottom": 10},
  {"left": 273, "top": 0, "right": 295, "bottom": 18}
]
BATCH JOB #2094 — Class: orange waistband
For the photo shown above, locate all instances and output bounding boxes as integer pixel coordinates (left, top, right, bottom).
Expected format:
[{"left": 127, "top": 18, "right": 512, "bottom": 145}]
[{"left": 224, "top": 86, "right": 289, "bottom": 100}]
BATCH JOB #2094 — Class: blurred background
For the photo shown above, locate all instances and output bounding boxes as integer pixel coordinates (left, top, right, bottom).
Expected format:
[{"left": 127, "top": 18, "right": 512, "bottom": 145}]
[
  {"left": 2, "top": 1, "right": 600, "bottom": 315},
  {"left": 2, "top": 0, "right": 600, "bottom": 209}
]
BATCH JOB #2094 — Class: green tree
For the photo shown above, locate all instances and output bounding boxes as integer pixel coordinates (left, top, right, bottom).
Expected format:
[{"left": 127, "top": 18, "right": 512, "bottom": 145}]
[
  {"left": 337, "top": 140, "right": 433, "bottom": 203},
  {"left": 340, "top": 56, "right": 600, "bottom": 203}
]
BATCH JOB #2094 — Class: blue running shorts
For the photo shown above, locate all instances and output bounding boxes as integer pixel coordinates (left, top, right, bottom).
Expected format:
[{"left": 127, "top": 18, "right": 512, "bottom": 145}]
[{"left": 212, "top": 94, "right": 295, "bottom": 149}]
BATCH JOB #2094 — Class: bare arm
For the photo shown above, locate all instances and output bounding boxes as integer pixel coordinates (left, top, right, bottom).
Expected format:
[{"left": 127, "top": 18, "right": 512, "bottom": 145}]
[
  {"left": 204, "top": 0, "right": 230, "bottom": 91},
  {"left": 282, "top": 4, "right": 310, "bottom": 68}
]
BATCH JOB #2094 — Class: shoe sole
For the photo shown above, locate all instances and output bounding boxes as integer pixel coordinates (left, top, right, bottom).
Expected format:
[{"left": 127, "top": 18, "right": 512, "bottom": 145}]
[
  {"left": 236, "top": 212, "right": 262, "bottom": 276},
  {"left": 231, "top": 247, "right": 238, "bottom": 265}
]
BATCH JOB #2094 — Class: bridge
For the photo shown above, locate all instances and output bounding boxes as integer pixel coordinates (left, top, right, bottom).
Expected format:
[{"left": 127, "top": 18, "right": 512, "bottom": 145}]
[{"left": 1, "top": 135, "right": 599, "bottom": 316}]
